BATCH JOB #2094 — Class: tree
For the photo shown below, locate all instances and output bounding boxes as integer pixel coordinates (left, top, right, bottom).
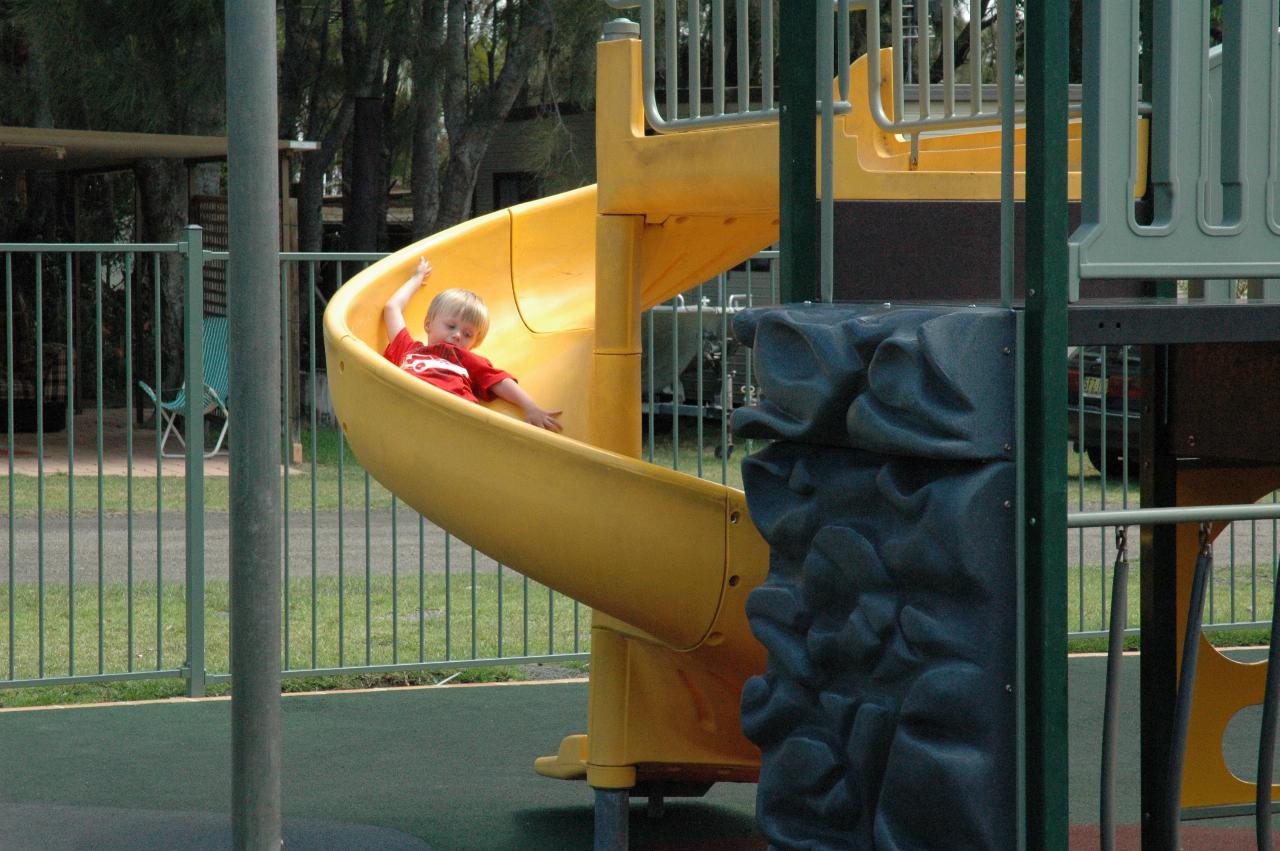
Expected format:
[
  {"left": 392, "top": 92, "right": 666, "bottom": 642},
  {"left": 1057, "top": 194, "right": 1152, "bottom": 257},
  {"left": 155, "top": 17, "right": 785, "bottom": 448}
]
[
  {"left": 281, "top": 0, "right": 357, "bottom": 253},
  {"left": 435, "top": 0, "right": 554, "bottom": 231},
  {"left": 339, "top": 0, "right": 391, "bottom": 251},
  {"left": 409, "top": 0, "right": 447, "bottom": 240},
  {"left": 8, "top": 0, "right": 225, "bottom": 388}
]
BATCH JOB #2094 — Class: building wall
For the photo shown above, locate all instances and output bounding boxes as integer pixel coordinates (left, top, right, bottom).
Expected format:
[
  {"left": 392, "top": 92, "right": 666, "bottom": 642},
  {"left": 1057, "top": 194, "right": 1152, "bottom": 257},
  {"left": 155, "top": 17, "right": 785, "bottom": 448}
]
[{"left": 472, "top": 111, "right": 597, "bottom": 216}]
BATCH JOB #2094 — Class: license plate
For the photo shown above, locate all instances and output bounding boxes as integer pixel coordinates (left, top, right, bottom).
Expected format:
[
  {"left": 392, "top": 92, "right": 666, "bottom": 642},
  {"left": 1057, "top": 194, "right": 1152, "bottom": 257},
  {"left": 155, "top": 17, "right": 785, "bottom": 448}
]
[{"left": 1081, "top": 376, "right": 1104, "bottom": 397}]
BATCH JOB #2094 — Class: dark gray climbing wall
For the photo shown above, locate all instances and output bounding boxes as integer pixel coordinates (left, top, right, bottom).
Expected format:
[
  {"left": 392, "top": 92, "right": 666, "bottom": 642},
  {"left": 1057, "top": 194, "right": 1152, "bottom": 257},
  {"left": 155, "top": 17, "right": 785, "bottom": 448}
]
[{"left": 732, "top": 304, "right": 1018, "bottom": 850}]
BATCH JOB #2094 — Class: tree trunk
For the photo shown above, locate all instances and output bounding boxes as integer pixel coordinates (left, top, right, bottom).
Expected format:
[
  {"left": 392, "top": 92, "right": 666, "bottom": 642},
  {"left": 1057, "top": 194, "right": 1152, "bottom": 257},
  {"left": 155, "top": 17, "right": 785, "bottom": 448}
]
[
  {"left": 134, "top": 157, "right": 189, "bottom": 389},
  {"left": 345, "top": 96, "right": 383, "bottom": 251},
  {"left": 436, "top": 133, "right": 485, "bottom": 229},
  {"left": 297, "top": 151, "right": 327, "bottom": 253},
  {"left": 410, "top": 0, "right": 446, "bottom": 239},
  {"left": 298, "top": 99, "right": 355, "bottom": 255},
  {"left": 375, "top": 44, "right": 403, "bottom": 250},
  {"left": 280, "top": 0, "right": 308, "bottom": 139},
  {"left": 410, "top": 97, "right": 443, "bottom": 240},
  {"left": 436, "top": 0, "right": 554, "bottom": 231},
  {"left": 337, "top": 0, "right": 389, "bottom": 251}
]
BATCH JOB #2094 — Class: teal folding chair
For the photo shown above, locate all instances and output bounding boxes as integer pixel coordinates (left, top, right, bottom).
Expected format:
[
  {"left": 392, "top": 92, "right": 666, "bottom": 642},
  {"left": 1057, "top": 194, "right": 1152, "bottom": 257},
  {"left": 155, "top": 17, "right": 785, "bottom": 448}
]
[{"left": 138, "top": 315, "right": 230, "bottom": 458}]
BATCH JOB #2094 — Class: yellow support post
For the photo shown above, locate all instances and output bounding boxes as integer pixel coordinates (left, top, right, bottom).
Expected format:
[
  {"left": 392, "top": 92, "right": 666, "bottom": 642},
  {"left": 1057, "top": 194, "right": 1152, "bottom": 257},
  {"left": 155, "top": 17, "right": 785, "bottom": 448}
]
[{"left": 590, "top": 214, "right": 643, "bottom": 456}]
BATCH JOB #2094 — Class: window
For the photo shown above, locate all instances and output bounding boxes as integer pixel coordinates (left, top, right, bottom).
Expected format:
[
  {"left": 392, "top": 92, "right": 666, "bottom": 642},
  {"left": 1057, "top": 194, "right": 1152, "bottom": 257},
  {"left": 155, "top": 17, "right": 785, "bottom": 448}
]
[{"left": 492, "top": 171, "right": 540, "bottom": 210}]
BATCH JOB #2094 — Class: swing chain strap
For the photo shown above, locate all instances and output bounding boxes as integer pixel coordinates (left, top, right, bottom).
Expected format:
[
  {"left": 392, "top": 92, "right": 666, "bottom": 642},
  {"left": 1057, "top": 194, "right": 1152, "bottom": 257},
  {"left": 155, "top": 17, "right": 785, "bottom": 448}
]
[
  {"left": 1198, "top": 522, "right": 1212, "bottom": 559},
  {"left": 1115, "top": 526, "right": 1127, "bottom": 567}
]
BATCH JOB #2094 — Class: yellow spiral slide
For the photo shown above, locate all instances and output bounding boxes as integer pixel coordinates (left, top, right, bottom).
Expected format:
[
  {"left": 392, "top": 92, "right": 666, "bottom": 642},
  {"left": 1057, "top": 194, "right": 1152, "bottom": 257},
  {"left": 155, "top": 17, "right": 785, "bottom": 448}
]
[{"left": 325, "top": 37, "right": 1102, "bottom": 793}]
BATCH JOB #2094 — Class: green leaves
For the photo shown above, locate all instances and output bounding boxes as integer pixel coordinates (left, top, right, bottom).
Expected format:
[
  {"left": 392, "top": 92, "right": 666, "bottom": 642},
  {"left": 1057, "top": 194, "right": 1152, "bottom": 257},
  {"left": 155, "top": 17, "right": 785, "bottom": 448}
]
[{"left": 9, "top": 0, "right": 225, "bottom": 133}]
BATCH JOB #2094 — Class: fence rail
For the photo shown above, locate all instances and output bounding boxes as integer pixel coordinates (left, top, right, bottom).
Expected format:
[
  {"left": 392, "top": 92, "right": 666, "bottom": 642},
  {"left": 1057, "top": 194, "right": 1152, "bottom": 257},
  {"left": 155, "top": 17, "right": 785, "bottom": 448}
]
[
  {"left": 1065, "top": 341, "right": 1280, "bottom": 641},
  {"left": 601, "top": 0, "right": 1051, "bottom": 139},
  {"left": 0, "top": 234, "right": 597, "bottom": 694}
]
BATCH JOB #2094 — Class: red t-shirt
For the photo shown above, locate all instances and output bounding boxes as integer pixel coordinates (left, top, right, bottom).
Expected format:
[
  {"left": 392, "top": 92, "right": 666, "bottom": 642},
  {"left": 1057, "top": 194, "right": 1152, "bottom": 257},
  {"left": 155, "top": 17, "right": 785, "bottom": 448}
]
[{"left": 382, "top": 328, "right": 514, "bottom": 403}]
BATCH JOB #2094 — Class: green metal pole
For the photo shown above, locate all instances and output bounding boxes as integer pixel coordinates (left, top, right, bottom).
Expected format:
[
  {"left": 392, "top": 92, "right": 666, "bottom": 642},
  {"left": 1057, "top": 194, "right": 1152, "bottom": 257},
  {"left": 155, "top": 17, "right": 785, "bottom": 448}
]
[
  {"left": 1023, "top": 0, "right": 1070, "bottom": 848},
  {"left": 183, "top": 226, "right": 207, "bottom": 698},
  {"left": 779, "top": 0, "right": 817, "bottom": 304},
  {"left": 226, "top": 0, "right": 283, "bottom": 847}
]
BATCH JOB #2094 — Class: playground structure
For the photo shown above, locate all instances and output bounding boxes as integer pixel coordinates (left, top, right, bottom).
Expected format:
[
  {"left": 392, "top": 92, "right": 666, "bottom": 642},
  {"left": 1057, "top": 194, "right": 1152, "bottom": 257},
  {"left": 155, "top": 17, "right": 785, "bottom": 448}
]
[
  {"left": 324, "top": 1, "right": 1280, "bottom": 848},
  {"left": 325, "top": 2, "right": 1076, "bottom": 823}
]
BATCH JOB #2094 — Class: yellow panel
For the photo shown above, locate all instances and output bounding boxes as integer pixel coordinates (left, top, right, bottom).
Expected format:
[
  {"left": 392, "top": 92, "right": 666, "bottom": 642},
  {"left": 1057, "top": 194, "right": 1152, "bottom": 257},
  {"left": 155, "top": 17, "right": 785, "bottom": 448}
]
[
  {"left": 638, "top": 214, "right": 779, "bottom": 310},
  {"left": 583, "top": 628, "right": 761, "bottom": 790},
  {"left": 1175, "top": 466, "right": 1280, "bottom": 809},
  {"left": 595, "top": 39, "right": 779, "bottom": 218},
  {"left": 511, "top": 188, "right": 597, "bottom": 334},
  {"left": 595, "top": 42, "right": 1151, "bottom": 213}
]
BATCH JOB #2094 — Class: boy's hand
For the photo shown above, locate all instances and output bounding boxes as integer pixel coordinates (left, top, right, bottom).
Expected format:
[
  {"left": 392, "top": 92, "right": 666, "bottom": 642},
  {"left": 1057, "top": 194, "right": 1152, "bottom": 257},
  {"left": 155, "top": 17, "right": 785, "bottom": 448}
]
[
  {"left": 414, "top": 257, "right": 432, "bottom": 285},
  {"left": 523, "top": 406, "right": 564, "bottom": 433}
]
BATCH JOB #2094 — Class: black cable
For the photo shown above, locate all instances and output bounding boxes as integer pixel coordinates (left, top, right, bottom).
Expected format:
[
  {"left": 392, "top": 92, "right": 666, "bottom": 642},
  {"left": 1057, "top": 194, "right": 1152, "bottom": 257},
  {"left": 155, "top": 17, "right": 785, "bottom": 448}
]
[
  {"left": 1101, "top": 526, "right": 1129, "bottom": 851},
  {"left": 1257, "top": 536, "right": 1280, "bottom": 850},
  {"left": 1168, "top": 523, "right": 1213, "bottom": 849}
]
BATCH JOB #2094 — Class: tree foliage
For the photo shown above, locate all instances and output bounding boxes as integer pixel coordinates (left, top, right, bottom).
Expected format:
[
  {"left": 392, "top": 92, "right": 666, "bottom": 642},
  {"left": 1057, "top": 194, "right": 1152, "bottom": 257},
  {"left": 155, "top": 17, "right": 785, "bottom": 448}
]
[
  {"left": 10, "top": 0, "right": 225, "bottom": 133},
  {"left": 1, "top": 0, "right": 227, "bottom": 389},
  {"left": 270, "top": 0, "right": 611, "bottom": 250}
]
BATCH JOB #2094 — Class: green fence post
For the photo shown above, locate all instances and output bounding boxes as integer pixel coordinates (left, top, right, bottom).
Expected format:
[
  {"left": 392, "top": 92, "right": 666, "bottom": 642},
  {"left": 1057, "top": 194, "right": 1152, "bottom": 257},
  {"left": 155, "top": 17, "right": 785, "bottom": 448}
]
[
  {"left": 779, "top": 0, "right": 817, "bottom": 304},
  {"left": 1023, "top": 0, "right": 1070, "bottom": 848},
  {"left": 183, "top": 225, "right": 207, "bottom": 698}
]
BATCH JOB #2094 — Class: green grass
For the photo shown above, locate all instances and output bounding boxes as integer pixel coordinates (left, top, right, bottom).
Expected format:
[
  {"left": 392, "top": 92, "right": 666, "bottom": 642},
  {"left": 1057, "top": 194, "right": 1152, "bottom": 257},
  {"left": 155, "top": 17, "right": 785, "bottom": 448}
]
[
  {"left": 1066, "top": 447, "right": 1141, "bottom": 507},
  {"left": 2, "top": 424, "right": 732, "bottom": 517},
  {"left": 0, "top": 431, "right": 1272, "bottom": 710},
  {"left": 0, "top": 572, "right": 590, "bottom": 708},
  {"left": 1066, "top": 553, "right": 1278, "bottom": 652},
  {"left": 642, "top": 421, "right": 745, "bottom": 490}
]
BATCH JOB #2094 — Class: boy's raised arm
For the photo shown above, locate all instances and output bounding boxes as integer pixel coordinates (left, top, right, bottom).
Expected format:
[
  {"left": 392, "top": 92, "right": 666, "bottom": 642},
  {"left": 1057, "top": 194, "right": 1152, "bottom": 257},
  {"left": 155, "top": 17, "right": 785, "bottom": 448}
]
[{"left": 383, "top": 257, "right": 432, "bottom": 339}]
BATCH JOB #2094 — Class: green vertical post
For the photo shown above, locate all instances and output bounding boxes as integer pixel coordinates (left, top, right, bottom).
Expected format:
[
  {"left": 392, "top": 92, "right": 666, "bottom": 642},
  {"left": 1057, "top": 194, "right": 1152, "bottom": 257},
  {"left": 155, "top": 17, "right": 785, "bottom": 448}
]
[
  {"left": 1022, "top": 0, "right": 1070, "bottom": 848},
  {"left": 779, "top": 0, "right": 817, "bottom": 304},
  {"left": 183, "top": 225, "right": 206, "bottom": 698},
  {"left": 4, "top": 254, "right": 12, "bottom": 680},
  {"left": 1140, "top": 343, "right": 1178, "bottom": 851},
  {"left": 226, "top": 0, "right": 283, "bottom": 846}
]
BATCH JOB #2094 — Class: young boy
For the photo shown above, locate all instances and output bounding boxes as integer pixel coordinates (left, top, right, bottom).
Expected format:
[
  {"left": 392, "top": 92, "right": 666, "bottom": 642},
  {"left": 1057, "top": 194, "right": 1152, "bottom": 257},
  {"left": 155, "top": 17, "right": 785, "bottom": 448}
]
[{"left": 382, "top": 257, "right": 563, "bottom": 432}]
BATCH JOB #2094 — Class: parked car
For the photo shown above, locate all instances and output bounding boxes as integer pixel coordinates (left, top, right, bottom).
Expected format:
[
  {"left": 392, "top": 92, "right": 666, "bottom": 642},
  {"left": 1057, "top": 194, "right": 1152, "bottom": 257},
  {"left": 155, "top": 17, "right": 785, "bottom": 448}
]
[{"left": 1067, "top": 346, "right": 1141, "bottom": 476}]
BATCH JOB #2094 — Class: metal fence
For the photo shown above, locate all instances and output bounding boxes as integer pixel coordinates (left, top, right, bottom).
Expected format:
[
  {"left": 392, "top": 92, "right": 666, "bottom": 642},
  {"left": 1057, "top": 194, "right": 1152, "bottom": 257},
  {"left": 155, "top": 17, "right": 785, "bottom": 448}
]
[
  {"left": 0, "top": 234, "right": 782, "bottom": 695},
  {"left": 601, "top": 0, "right": 1058, "bottom": 136},
  {"left": 642, "top": 250, "right": 777, "bottom": 479},
  {"left": 1066, "top": 340, "right": 1280, "bottom": 641},
  {"left": 0, "top": 234, "right": 592, "bottom": 694},
  {"left": 6, "top": 234, "right": 1278, "bottom": 696}
]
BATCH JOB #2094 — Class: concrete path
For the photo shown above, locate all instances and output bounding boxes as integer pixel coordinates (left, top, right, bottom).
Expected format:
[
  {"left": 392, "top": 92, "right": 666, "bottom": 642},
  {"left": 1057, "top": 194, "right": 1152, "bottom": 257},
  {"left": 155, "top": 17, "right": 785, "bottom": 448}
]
[
  {"left": 0, "top": 511, "right": 498, "bottom": 584},
  {"left": 0, "top": 407, "right": 235, "bottom": 478}
]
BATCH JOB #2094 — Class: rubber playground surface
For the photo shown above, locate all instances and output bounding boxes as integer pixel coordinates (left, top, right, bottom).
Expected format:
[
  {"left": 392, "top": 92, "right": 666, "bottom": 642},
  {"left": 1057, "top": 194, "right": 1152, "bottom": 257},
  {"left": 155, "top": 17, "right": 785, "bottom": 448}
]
[{"left": 0, "top": 655, "right": 1274, "bottom": 850}]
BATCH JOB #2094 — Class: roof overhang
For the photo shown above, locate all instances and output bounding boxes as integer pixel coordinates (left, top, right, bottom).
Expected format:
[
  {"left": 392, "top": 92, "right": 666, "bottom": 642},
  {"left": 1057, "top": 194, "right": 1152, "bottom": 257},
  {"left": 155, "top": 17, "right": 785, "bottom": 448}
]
[{"left": 0, "top": 126, "right": 318, "bottom": 173}]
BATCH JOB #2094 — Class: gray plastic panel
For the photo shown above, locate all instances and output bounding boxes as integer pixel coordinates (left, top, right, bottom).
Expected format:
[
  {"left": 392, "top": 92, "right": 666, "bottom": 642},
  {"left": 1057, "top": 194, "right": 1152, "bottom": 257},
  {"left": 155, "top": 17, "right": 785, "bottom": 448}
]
[{"left": 1069, "top": 3, "right": 1280, "bottom": 290}]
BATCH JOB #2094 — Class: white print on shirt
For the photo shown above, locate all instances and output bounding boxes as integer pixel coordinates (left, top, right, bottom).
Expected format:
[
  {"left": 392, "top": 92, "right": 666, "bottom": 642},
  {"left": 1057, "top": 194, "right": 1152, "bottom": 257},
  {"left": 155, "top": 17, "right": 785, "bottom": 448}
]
[{"left": 403, "top": 354, "right": 469, "bottom": 377}]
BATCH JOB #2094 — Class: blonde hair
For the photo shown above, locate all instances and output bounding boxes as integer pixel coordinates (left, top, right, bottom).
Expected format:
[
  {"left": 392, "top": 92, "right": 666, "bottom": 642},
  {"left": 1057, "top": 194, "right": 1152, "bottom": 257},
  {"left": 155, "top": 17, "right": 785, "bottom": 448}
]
[{"left": 426, "top": 288, "right": 490, "bottom": 346}]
